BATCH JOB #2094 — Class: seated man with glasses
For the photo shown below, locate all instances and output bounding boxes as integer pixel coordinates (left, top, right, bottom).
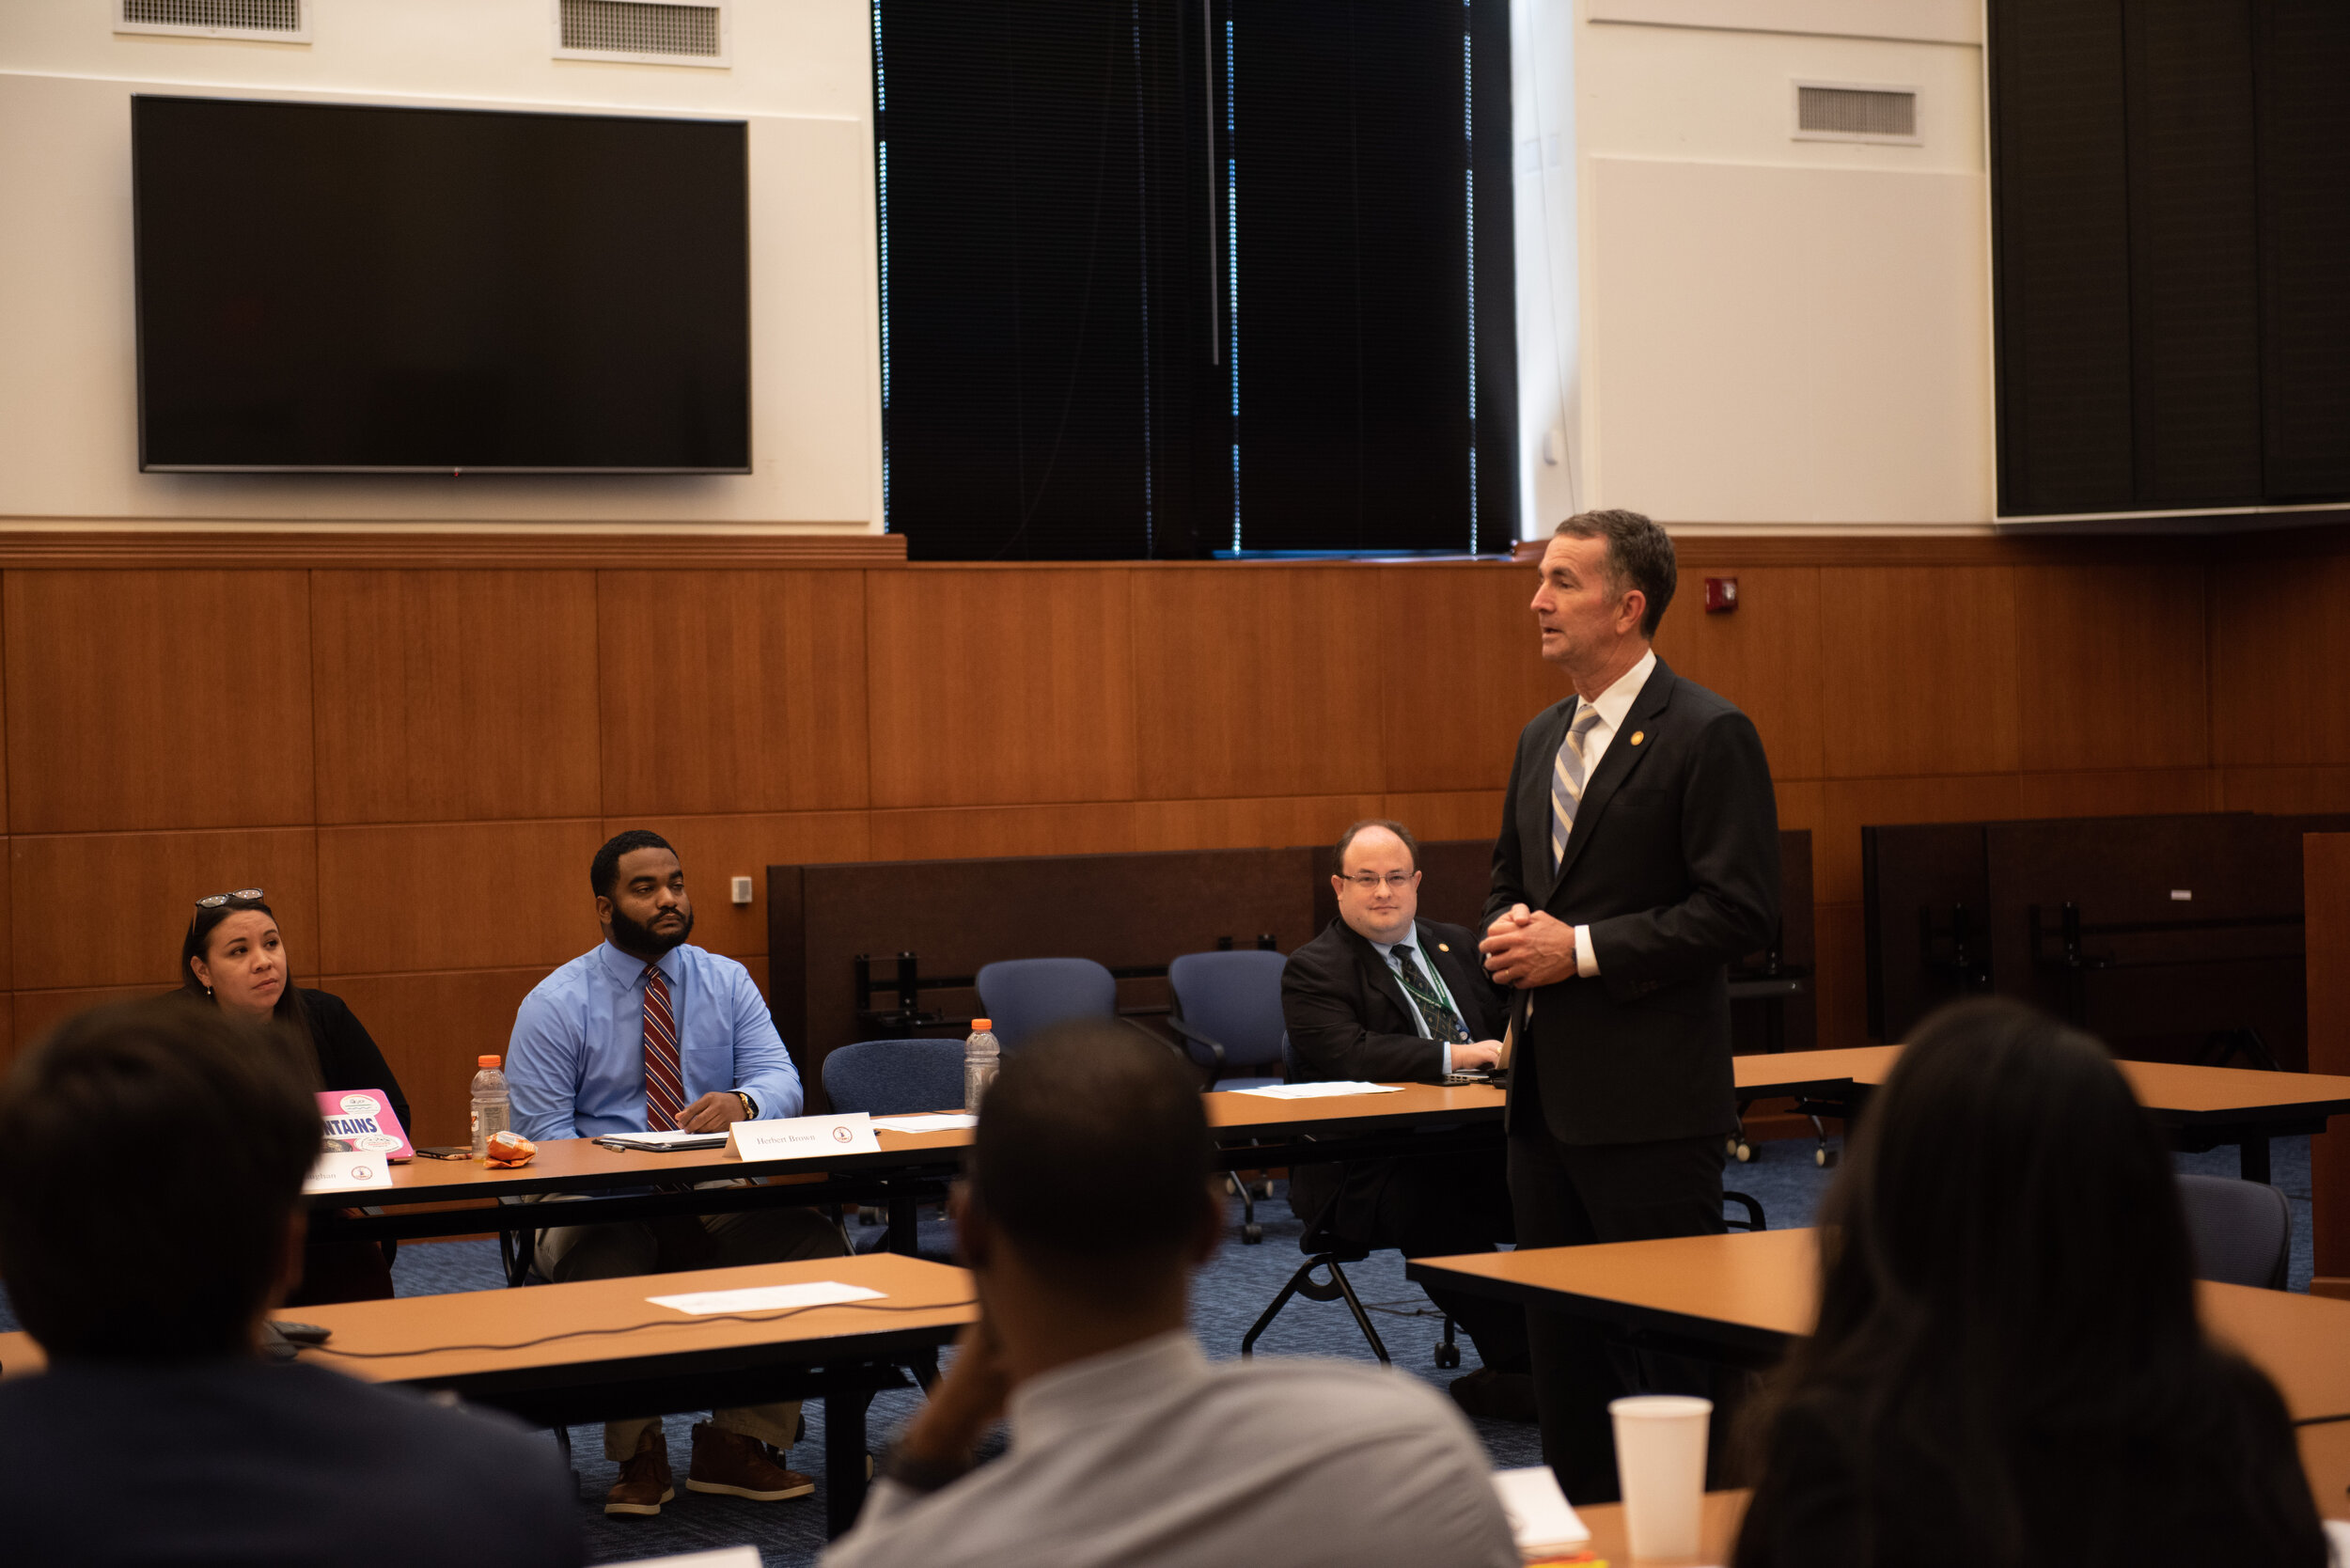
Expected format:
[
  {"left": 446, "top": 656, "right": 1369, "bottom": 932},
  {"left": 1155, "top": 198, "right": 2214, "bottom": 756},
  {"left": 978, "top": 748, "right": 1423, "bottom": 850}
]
[{"left": 1280, "top": 818, "right": 1531, "bottom": 1421}]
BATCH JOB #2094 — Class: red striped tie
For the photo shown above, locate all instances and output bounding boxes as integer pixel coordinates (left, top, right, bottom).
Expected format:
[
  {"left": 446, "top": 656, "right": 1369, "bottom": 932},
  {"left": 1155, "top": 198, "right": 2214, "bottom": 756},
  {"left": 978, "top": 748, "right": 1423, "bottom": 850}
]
[{"left": 642, "top": 964, "right": 686, "bottom": 1132}]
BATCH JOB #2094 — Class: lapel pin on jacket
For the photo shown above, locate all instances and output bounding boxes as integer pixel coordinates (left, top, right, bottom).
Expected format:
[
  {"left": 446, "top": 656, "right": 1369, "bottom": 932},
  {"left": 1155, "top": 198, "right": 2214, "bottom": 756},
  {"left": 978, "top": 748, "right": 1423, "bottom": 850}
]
[
  {"left": 1436, "top": 942, "right": 1450, "bottom": 952},
  {"left": 1630, "top": 730, "right": 1646, "bottom": 745}
]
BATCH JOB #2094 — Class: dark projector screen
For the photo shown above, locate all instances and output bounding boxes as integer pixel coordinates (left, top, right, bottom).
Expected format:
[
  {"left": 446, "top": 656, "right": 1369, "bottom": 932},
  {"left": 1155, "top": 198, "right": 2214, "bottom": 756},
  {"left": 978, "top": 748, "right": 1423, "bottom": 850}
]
[{"left": 132, "top": 96, "right": 750, "bottom": 473}]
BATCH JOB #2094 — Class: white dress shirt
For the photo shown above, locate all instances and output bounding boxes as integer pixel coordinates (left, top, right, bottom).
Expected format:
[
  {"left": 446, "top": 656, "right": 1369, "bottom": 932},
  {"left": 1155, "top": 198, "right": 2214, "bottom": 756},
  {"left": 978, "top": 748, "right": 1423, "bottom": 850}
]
[
  {"left": 822, "top": 1330, "right": 1519, "bottom": 1568},
  {"left": 1561, "top": 646, "right": 1656, "bottom": 978}
]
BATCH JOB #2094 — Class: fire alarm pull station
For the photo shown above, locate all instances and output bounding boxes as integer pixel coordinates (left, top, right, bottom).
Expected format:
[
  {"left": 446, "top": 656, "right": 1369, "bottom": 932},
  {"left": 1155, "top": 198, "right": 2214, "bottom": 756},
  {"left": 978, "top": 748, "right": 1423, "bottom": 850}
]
[{"left": 1704, "top": 576, "right": 1738, "bottom": 613}]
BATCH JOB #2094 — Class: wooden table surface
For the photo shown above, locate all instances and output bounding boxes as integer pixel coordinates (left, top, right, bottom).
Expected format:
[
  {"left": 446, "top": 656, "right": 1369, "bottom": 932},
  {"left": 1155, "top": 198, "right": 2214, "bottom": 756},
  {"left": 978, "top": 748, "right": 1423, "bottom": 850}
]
[
  {"left": 1732, "top": 1044, "right": 2350, "bottom": 1123},
  {"left": 328, "top": 1081, "right": 1506, "bottom": 1209},
  {"left": 0, "top": 1252, "right": 975, "bottom": 1386},
  {"left": 1415, "top": 1228, "right": 2350, "bottom": 1422},
  {"left": 1559, "top": 1489, "right": 1747, "bottom": 1565}
]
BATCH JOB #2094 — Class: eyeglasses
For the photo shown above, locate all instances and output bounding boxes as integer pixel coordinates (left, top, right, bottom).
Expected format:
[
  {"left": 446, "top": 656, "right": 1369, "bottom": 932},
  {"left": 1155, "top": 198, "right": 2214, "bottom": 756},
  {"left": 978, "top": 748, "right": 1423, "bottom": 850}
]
[
  {"left": 1341, "top": 872, "right": 1418, "bottom": 892},
  {"left": 195, "top": 888, "right": 265, "bottom": 910}
]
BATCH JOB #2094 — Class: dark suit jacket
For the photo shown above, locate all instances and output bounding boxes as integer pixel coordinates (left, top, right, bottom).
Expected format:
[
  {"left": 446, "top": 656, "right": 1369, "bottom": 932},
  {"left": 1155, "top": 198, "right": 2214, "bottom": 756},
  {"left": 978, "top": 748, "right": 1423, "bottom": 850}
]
[
  {"left": 1482, "top": 655, "right": 1778, "bottom": 1147},
  {"left": 1279, "top": 916, "right": 1508, "bottom": 1231},
  {"left": 0, "top": 1358, "right": 583, "bottom": 1566}
]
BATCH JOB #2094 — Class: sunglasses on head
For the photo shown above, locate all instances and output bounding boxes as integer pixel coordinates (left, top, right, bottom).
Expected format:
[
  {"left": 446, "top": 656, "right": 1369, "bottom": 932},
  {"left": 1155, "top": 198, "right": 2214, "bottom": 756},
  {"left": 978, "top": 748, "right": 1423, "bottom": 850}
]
[{"left": 194, "top": 888, "right": 265, "bottom": 911}]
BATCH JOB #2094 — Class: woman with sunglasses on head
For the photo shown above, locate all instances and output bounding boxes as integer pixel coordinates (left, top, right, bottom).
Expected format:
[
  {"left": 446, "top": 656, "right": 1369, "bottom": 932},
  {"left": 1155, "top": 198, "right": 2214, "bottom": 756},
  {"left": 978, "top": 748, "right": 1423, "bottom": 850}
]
[
  {"left": 1732, "top": 996, "right": 2325, "bottom": 1568},
  {"left": 180, "top": 889, "right": 410, "bottom": 1303}
]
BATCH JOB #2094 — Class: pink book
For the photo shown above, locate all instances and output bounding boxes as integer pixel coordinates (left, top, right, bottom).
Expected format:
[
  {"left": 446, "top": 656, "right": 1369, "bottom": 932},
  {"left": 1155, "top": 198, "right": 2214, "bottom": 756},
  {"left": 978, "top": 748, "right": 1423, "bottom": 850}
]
[{"left": 317, "top": 1089, "right": 415, "bottom": 1163}]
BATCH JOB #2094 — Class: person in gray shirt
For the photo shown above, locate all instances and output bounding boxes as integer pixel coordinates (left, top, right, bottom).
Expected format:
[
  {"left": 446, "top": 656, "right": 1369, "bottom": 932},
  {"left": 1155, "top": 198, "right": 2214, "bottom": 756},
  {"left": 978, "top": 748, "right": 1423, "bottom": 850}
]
[{"left": 822, "top": 1019, "right": 1519, "bottom": 1568}]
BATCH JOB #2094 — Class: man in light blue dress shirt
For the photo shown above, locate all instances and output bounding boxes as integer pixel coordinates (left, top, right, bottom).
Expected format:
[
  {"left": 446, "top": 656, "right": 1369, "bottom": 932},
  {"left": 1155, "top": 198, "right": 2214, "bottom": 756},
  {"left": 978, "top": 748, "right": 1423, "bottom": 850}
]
[{"left": 508, "top": 829, "right": 847, "bottom": 1519}]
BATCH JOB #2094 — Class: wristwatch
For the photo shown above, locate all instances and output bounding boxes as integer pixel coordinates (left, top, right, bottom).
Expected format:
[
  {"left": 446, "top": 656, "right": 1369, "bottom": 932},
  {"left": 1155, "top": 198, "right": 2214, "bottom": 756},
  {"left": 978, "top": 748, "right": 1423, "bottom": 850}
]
[{"left": 735, "top": 1090, "right": 757, "bottom": 1119}]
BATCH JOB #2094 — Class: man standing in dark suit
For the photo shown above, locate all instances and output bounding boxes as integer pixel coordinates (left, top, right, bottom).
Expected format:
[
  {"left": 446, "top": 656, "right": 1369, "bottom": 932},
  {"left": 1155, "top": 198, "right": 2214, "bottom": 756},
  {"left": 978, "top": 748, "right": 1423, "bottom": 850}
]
[
  {"left": 1479, "top": 510, "right": 1778, "bottom": 1500},
  {"left": 1283, "top": 818, "right": 1531, "bottom": 1419}
]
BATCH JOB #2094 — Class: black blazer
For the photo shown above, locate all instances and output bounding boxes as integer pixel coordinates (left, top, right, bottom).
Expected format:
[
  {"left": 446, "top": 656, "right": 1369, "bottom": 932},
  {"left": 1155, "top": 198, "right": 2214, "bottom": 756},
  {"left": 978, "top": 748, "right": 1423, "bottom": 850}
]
[
  {"left": 1481, "top": 655, "right": 1778, "bottom": 1147},
  {"left": 298, "top": 988, "right": 411, "bottom": 1136},
  {"left": 1280, "top": 917, "right": 1507, "bottom": 1231}
]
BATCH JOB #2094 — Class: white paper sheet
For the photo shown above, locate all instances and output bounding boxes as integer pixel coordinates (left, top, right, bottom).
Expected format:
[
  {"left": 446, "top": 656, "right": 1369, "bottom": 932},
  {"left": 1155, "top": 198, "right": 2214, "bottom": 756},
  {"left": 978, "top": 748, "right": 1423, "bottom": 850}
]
[
  {"left": 1230, "top": 1081, "right": 1407, "bottom": 1099},
  {"left": 1491, "top": 1466, "right": 1590, "bottom": 1554},
  {"left": 647, "top": 1280, "right": 886, "bottom": 1316},
  {"left": 869, "top": 1113, "right": 979, "bottom": 1133}
]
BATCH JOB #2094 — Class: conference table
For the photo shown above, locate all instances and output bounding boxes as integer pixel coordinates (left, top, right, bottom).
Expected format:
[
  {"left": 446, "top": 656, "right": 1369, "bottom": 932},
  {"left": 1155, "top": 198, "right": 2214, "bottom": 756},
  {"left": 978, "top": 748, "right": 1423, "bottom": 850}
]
[
  {"left": 1734, "top": 1045, "right": 2350, "bottom": 1181},
  {"left": 1409, "top": 1227, "right": 2350, "bottom": 1423},
  {"left": 0, "top": 1252, "right": 974, "bottom": 1538},
  {"left": 312, "top": 1081, "right": 1512, "bottom": 1260}
]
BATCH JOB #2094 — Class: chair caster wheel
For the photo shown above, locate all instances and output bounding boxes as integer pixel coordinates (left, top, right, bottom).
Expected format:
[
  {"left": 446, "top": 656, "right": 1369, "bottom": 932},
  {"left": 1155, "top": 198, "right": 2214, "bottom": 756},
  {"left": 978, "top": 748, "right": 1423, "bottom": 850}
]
[
  {"left": 1732, "top": 1139, "right": 1753, "bottom": 1163},
  {"left": 1815, "top": 1145, "right": 1837, "bottom": 1168},
  {"left": 1243, "top": 1223, "right": 1262, "bottom": 1245},
  {"left": 1435, "top": 1344, "right": 1461, "bottom": 1369}
]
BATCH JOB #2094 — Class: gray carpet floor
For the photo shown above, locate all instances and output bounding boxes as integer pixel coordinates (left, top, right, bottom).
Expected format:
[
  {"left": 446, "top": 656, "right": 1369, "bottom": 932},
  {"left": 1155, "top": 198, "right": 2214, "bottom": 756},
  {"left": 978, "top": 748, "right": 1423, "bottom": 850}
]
[{"left": 0, "top": 1131, "right": 2312, "bottom": 1566}]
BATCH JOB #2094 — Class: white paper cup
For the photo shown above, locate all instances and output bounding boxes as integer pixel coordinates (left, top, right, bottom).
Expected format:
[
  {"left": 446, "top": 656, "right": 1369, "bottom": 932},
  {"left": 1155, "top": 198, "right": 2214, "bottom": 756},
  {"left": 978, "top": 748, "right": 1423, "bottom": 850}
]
[{"left": 1609, "top": 1394, "right": 1712, "bottom": 1560}]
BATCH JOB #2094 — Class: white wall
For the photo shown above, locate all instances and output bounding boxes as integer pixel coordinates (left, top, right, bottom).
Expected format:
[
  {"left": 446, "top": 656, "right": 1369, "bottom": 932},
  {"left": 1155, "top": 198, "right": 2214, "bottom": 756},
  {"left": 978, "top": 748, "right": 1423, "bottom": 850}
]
[
  {"left": 1517, "top": 0, "right": 1995, "bottom": 531},
  {"left": 0, "top": 0, "right": 882, "bottom": 532}
]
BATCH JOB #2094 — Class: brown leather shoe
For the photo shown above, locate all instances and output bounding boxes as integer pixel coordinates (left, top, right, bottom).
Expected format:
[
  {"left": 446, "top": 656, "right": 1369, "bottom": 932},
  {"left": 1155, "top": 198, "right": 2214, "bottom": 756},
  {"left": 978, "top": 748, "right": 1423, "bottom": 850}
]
[
  {"left": 603, "top": 1426, "right": 675, "bottom": 1517},
  {"left": 686, "top": 1421, "right": 816, "bottom": 1501}
]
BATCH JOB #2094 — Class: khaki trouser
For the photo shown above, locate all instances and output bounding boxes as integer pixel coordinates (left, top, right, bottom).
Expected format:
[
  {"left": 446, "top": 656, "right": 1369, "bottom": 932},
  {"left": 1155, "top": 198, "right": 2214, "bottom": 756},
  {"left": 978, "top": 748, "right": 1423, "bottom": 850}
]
[{"left": 534, "top": 1198, "right": 848, "bottom": 1461}]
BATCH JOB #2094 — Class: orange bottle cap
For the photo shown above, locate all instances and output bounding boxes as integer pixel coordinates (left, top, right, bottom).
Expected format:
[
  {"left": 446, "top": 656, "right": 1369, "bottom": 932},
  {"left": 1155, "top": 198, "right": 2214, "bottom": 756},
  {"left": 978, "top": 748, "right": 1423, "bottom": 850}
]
[
  {"left": 478, "top": 1054, "right": 501, "bottom": 1068},
  {"left": 971, "top": 1019, "right": 993, "bottom": 1031}
]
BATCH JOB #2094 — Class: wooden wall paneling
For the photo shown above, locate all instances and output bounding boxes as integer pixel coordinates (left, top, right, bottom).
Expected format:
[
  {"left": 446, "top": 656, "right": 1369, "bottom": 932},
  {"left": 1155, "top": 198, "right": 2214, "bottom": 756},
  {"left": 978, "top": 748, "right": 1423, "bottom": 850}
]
[
  {"left": 2212, "top": 556, "right": 2350, "bottom": 767},
  {"left": 311, "top": 571, "right": 602, "bottom": 824},
  {"left": 2014, "top": 564, "right": 2209, "bottom": 772},
  {"left": 1812, "top": 903, "right": 1869, "bottom": 1048},
  {"left": 866, "top": 804, "right": 1138, "bottom": 862},
  {"left": 2305, "top": 834, "right": 2350, "bottom": 1287},
  {"left": 1134, "top": 567, "right": 1386, "bottom": 800},
  {"left": 1132, "top": 794, "right": 1383, "bottom": 853},
  {"left": 315, "top": 820, "right": 608, "bottom": 976},
  {"left": 1375, "top": 564, "right": 1564, "bottom": 795},
  {"left": 315, "top": 967, "right": 556, "bottom": 1148},
  {"left": 1382, "top": 790, "right": 1509, "bottom": 844},
  {"left": 1818, "top": 567, "right": 2021, "bottom": 778},
  {"left": 604, "top": 811, "right": 870, "bottom": 960},
  {"left": 5, "top": 570, "right": 313, "bottom": 832},
  {"left": 12, "top": 828, "right": 319, "bottom": 991},
  {"left": 1815, "top": 775, "right": 2030, "bottom": 906},
  {"left": 867, "top": 569, "right": 1137, "bottom": 808},
  {"left": 600, "top": 571, "right": 871, "bottom": 817},
  {"left": 11, "top": 986, "right": 149, "bottom": 1058},
  {"left": 2219, "top": 768, "right": 2350, "bottom": 815},
  {"left": 2015, "top": 768, "right": 2219, "bottom": 818},
  {"left": 1650, "top": 566, "right": 1827, "bottom": 781}
]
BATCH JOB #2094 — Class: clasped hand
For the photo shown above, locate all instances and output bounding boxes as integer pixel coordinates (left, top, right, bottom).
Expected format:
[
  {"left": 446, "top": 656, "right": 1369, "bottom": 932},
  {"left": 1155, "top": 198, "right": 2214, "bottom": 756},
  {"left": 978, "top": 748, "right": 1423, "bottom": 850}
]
[{"left": 1479, "top": 903, "right": 1578, "bottom": 989}]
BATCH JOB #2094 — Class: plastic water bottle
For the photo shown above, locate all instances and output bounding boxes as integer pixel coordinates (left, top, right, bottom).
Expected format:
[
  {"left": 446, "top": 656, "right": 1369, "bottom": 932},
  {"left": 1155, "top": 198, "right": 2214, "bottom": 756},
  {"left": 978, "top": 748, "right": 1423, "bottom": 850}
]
[
  {"left": 964, "top": 1019, "right": 1001, "bottom": 1114},
  {"left": 470, "top": 1054, "right": 511, "bottom": 1159}
]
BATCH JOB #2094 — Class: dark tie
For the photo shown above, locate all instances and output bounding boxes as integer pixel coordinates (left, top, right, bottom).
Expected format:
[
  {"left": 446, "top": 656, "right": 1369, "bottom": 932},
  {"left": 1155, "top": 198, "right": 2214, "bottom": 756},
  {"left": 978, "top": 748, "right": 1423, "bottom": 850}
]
[
  {"left": 642, "top": 964, "right": 686, "bottom": 1131},
  {"left": 1391, "top": 945, "right": 1471, "bottom": 1044}
]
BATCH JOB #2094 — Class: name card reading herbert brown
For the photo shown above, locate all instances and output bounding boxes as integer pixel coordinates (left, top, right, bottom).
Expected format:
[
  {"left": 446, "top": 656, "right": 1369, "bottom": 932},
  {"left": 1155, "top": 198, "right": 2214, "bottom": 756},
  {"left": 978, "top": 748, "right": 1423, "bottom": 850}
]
[{"left": 726, "top": 1111, "right": 881, "bottom": 1162}]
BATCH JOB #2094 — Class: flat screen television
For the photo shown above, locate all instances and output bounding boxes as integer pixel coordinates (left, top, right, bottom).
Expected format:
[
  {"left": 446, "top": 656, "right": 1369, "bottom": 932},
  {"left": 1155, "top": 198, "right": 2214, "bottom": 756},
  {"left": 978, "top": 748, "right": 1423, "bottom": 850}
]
[{"left": 132, "top": 95, "right": 750, "bottom": 474}]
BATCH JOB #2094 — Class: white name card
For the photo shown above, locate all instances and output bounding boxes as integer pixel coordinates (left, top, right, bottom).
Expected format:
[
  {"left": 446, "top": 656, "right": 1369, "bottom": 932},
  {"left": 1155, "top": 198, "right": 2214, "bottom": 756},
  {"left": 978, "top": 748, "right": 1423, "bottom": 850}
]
[
  {"left": 726, "top": 1111, "right": 880, "bottom": 1161},
  {"left": 304, "top": 1147, "right": 396, "bottom": 1194}
]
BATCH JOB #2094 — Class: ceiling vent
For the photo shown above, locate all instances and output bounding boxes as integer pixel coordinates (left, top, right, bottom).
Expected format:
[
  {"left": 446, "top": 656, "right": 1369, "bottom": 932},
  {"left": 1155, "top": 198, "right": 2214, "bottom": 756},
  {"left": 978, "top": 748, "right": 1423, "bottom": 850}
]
[
  {"left": 1794, "top": 83, "right": 1919, "bottom": 145},
  {"left": 555, "top": 0, "right": 729, "bottom": 68},
  {"left": 116, "top": 0, "right": 308, "bottom": 42}
]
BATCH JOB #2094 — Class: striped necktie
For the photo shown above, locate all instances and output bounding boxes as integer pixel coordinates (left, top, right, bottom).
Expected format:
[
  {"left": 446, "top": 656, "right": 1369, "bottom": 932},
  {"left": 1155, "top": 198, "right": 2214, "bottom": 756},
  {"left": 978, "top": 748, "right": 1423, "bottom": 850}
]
[
  {"left": 1391, "top": 945, "right": 1471, "bottom": 1044},
  {"left": 642, "top": 964, "right": 686, "bottom": 1132},
  {"left": 1550, "top": 705, "right": 1605, "bottom": 870}
]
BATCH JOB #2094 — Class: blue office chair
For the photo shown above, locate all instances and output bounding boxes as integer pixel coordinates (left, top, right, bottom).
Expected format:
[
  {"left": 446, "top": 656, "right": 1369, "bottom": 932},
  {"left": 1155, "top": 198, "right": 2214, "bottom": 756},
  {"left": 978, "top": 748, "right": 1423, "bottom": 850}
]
[
  {"left": 1167, "top": 949, "right": 1290, "bottom": 1091},
  {"left": 975, "top": 957, "right": 1118, "bottom": 1050},
  {"left": 1167, "top": 949, "right": 1290, "bottom": 1244},
  {"left": 2179, "top": 1172, "right": 2292, "bottom": 1290},
  {"left": 822, "top": 1038, "right": 966, "bottom": 1116}
]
